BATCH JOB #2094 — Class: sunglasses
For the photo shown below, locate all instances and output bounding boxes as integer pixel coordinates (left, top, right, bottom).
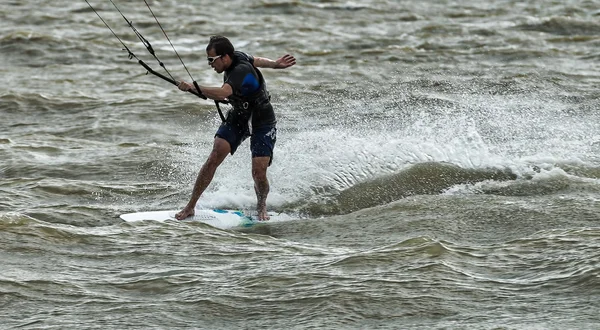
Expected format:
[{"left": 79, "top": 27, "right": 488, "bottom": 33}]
[{"left": 207, "top": 55, "right": 222, "bottom": 64}]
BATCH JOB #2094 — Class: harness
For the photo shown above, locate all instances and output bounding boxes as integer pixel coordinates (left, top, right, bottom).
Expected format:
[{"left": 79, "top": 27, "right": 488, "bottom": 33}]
[{"left": 218, "top": 55, "right": 271, "bottom": 122}]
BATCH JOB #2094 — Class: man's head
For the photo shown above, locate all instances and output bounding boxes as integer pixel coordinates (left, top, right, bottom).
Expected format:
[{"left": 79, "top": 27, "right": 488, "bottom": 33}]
[{"left": 206, "top": 35, "right": 234, "bottom": 73}]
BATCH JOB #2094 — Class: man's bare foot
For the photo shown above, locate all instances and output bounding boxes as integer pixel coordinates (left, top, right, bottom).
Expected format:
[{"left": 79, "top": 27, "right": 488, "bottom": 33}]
[
  {"left": 257, "top": 208, "right": 270, "bottom": 221},
  {"left": 175, "top": 206, "right": 195, "bottom": 220}
]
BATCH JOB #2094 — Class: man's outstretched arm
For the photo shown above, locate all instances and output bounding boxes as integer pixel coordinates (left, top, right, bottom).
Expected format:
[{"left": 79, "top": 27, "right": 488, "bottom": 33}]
[{"left": 254, "top": 54, "right": 296, "bottom": 69}]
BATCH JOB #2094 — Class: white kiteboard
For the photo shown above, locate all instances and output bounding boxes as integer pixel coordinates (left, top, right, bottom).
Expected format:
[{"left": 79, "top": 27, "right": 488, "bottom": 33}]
[{"left": 119, "top": 209, "right": 290, "bottom": 229}]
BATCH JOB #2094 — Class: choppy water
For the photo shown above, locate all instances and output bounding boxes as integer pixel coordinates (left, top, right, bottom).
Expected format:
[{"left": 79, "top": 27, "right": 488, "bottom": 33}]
[{"left": 2, "top": 0, "right": 600, "bottom": 329}]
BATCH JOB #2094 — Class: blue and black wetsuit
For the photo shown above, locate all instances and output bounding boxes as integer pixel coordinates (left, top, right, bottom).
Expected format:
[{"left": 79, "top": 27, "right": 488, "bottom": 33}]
[{"left": 215, "top": 51, "right": 277, "bottom": 163}]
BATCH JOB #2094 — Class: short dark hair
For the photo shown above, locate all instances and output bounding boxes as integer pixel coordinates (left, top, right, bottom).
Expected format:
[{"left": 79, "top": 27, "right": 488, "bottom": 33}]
[{"left": 207, "top": 36, "right": 234, "bottom": 56}]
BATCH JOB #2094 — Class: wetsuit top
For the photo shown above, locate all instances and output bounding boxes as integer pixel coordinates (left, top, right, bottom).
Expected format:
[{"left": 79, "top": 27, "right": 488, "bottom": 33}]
[{"left": 224, "top": 51, "right": 276, "bottom": 128}]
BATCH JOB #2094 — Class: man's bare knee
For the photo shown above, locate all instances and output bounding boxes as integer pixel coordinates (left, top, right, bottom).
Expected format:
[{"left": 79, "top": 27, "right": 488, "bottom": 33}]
[
  {"left": 207, "top": 137, "right": 230, "bottom": 167},
  {"left": 253, "top": 170, "right": 267, "bottom": 182},
  {"left": 252, "top": 160, "right": 269, "bottom": 181}
]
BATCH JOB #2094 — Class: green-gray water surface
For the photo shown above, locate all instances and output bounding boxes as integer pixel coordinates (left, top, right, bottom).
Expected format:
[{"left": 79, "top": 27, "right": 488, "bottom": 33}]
[{"left": 1, "top": 0, "right": 599, "bottom": 329}]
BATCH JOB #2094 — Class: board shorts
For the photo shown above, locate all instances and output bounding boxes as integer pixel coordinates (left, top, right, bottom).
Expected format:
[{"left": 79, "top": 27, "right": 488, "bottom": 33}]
[{"left": 216, "top": 123, "right": 277, "bottom": 165}]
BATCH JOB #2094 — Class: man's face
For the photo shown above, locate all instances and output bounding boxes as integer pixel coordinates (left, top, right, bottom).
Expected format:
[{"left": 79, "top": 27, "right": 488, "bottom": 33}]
[{"left": 207, "top": 49, "right": 225, "bottom": 73}]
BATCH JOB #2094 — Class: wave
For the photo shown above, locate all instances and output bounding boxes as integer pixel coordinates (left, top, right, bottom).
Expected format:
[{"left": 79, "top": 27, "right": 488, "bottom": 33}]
[
  {"left": 440, "top": 227, "right": 600, "bottom": 291},
  {"left": 517, "top": 17, "right": 600, "bottom": 36},
  {"left": 0, "top": 31, "right": 81, "bottom": 66},
  {"left": 334, "top": 162, "right": 514, "bottom": 212},
  {"left": 0, "top": 29, "right": 125, "bottom": 67},
  {"left": 289, "top": 161, "right": 600, "bottom": 216},
  {"left": 0, "top": 93, "right": 90, "bottom": 114}
]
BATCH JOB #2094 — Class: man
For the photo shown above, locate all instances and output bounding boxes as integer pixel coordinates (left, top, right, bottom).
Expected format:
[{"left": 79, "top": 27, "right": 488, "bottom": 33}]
[{"left": 175, "top": 36, "right": 296, "bottom": 221}]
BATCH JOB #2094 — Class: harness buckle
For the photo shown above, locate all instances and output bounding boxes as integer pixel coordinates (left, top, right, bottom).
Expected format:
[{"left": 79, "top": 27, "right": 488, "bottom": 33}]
[{"left": 242, "top": 102, "right": 249, "bottom": 109}]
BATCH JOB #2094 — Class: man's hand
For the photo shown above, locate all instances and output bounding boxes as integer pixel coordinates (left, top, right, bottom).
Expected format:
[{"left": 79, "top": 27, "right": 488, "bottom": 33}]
[
  {"left": 178, "top": 81, "right": 193, "bottom": 91},
  {"left": 275, "top": 54, "right": 296, "bottom": 69}
]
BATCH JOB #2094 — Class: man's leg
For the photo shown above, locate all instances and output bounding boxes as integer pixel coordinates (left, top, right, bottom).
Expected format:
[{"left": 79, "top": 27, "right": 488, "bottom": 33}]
[
  {"left": 176, "top": 137, "right": 230, "bottom": 220},
  {"left": 252, "top": 156, "right": 271, "bottom": 221}
]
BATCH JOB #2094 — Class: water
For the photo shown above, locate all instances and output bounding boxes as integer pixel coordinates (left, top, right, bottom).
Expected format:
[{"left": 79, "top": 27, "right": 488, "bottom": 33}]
[{"left": 1, "top": 0, "right": 599, "bottom": 329}]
